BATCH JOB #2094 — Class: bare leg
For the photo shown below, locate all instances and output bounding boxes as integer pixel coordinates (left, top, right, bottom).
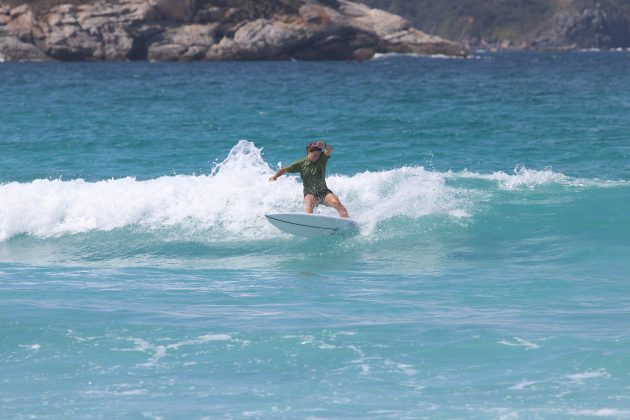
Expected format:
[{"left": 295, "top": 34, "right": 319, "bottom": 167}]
[
  {"left": 304, "top": 194, "right": 317, "bottom": 214},
  {"left": 323, "top": 192, "right": 349, "bottom": 218}
]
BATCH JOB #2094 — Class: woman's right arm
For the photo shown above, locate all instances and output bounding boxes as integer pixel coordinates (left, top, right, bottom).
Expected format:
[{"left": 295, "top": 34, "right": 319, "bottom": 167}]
[{"left": 269, "top": 168, "right": 287, "bottom": 182}]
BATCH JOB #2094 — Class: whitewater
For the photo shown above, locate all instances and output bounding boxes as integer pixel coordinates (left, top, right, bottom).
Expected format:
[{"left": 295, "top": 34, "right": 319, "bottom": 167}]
[{"left": 1, "top": 140, "right": 623, "bottom": 243}]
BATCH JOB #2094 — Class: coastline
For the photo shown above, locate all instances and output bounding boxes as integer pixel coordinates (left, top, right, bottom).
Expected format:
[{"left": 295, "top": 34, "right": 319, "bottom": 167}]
[{"left": 0, "top": 0, "right": 466, "bottom": 62}]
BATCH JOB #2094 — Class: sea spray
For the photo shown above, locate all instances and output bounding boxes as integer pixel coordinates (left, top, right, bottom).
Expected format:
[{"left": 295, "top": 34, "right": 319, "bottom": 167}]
[{"left": 0, "top": 140, "right": 625, "bottom": 242}]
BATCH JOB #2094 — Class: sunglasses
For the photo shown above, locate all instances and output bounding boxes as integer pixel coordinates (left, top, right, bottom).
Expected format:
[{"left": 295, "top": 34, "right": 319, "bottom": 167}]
[{"left": 309, "top": 147, "right": 322, "bottom": 152}]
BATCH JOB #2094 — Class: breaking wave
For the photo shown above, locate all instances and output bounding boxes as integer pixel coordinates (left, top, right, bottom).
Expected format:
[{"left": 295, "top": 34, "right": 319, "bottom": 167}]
[{"left": 0, "top": 140, "right": 625, "bottom": 242}]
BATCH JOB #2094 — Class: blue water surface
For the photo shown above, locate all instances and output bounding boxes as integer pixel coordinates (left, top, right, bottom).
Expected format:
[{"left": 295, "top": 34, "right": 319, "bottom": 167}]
[{"left": 1, "top": 52, "right": 629, "bottom": 418}]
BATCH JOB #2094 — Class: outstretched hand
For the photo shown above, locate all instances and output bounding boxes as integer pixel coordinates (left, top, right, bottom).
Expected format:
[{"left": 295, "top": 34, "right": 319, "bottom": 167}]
[{"left": 269, "top": 168, "right": 286, "bottom": 182}]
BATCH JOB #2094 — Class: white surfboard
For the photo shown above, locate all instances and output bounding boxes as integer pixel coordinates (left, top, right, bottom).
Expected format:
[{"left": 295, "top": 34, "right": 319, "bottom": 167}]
[{"left": 265, "top": 213, "right": 358, "bottom": 238}]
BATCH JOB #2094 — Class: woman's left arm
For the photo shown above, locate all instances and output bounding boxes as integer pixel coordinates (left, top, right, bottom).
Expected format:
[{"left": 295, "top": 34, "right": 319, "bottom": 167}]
[{"left": 318, "top": 141, "right": 332, "bottom": 157}]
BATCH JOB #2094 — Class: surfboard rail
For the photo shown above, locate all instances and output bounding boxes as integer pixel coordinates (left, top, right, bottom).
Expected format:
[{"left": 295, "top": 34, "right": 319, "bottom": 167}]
[{"left": 265, "top": 213, "right": 358, "bottom": 238}]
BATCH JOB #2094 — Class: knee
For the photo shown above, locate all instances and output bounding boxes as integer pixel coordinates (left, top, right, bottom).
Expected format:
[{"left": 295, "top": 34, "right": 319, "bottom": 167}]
[{"left": 326, "top": 194, "right": 340, "bottom": 205}]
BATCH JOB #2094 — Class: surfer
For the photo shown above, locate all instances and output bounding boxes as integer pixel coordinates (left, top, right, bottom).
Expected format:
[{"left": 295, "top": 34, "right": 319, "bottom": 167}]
[{"left": 269, "top": 141, "right": 349, "bottom": 218}]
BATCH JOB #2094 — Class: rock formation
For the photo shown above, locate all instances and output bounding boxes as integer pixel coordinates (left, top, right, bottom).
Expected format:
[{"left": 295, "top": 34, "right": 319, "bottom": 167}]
[
  {"left": 0, "top": 4, "right": 49, "bottom": 60},
  {"left": 358, "top": 0, "right": 630, "bottom": 51},
  {"left": 0, "top": 0, "right": 465, "bottom": 62},
  {"left": 531, "top": 2, "right": 630, "bottom": 49}
]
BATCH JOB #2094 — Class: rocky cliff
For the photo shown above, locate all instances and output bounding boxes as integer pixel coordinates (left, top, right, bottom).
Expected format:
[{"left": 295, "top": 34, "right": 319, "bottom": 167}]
[
  {"left": 358, "top": 0, "right": 630, "bottom": 50},
  {"left": 531, "top": 1, "right": 630, "bottom": 49},
  {"left": 0, "top": 0, "right": 465, "bottom": 62}
]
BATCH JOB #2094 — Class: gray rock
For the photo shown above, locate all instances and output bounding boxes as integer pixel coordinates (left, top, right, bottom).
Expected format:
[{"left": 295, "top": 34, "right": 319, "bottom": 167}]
[
  {"left": 34, "top": 0, "right": 162, "bottom": 60},
  {"left": 148, "top": 23, "right": 218, "bottom": 61},
  {"left": 0, "top": 0, "right": 466, "bottom": 61},
  {"left": 208, "top": 18, "right": 313, "bottom": 60},
  {"left": 9, "top": 4, "right": 35, "bottom": 42},
  {"left": 339, "top": 0, "right": 409, "bottom": 37},
  {"left": 207, "top": 1, "right": 464, "bottom": 60},
  {"left": 0, "top": 31, "right": 49, "bottom": 61},
  {"left": 531, "top": 2, "right": 630, "bottom": 49},
  {"left": 0, "top": 5, "right": 48, "bottom": 61},
  {"left": 193, "top": 5, "right": 224, "bottom": 24},
  {"left": 150, "top": 0, "right": 196, "bottom": 23},
  {"left": 37, "top": 4, "right": 103, "bottom": 60},
  {"left": 338, "top": 0, "right": 463, "bottom": 56}
]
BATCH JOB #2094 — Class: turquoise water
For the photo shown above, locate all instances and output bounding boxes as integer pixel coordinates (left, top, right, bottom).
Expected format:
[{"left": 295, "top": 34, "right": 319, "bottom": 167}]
[{"left": 1, "top": 52, "right": 629, "bottom": 418}]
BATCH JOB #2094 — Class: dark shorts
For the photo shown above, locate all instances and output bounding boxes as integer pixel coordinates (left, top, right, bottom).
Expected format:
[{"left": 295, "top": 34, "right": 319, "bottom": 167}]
[{"left": 305, "top": 189, "right": 333, "bottom": 204}]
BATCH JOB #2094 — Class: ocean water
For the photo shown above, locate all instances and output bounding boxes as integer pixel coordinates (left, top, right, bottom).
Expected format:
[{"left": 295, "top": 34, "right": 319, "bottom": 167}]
[{"left": 1, "top": 52, "right": 629, "bottom": 418}]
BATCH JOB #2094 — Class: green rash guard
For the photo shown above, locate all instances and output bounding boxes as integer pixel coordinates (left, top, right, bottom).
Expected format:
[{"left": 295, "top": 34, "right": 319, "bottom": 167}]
[{"left": 284, "top": 153, "right": 330, "bottom": 196}]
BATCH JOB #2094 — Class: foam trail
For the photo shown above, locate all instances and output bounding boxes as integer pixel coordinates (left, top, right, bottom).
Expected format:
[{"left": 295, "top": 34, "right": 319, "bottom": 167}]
[
  {"left": 453, "top": 166, "right": 628, "bottom": 190},
  {"left": 0, "top": 140, "right": 623, "bottom": 242},
  {"left": 328, "top": 166, "right": 474, "bottom": 233}
]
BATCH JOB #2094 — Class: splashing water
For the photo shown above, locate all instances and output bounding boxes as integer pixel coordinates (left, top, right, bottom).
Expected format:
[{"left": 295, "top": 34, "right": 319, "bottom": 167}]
[{"left": 0, "top": 140, "right": 625, "bottom": 242}]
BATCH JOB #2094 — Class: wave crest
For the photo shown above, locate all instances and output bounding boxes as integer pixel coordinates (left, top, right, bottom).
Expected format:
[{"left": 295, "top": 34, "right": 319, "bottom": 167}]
[{"left": 0, "top": 141, "right": 624, "bottom": 242}]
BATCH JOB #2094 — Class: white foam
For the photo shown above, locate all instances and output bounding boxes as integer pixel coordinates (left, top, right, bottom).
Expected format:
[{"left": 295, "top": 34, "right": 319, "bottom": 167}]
[
  {"left": 509, "top": 379, "right": 537, "bottom": 390},
  {"left": 0, "top": 141, "right": 472, "bottom": 241},
  {"left": 396, "top": 363, "right": 417, "bottom": 376},
  {"left": 167, "top": 334, "right": 232, "bottom": 350},
  {"left": 19, "top": 344, "right": 41, "bottom": 351},
  {"left": 141, "top": 334, "right": 233, "bottom": 366},
  {"left": 0, "top": 141, "right": 624, "bottom": 242},
  {"left": 565, "top": 408, "right": 630, "bottom": 417},
  {"left": 498, "top": 337, "right": 540, "bottom": 349},
  {"left": 453, "top": 166, "right": 627, "bottom": 190},
  {"left": 114, "top": 389, "right": 148, "bottom": 396},
  {"left": 329, "top": 165, "right": 474, "bottom": 234},
  {"left": 317, "top": 343, "right": 337, "bottom": 350},
  {"left": 567, "top": 369, "right": 610, "bottom": 383},
  {"left": 111, "top": 333, "right": 234, "bottom": 367},
  {"left": 82, "top": 387, "right": 148, "bottom": 396},
  {"left": 0, "top": 141, "right": 298, "bottom": 242},
  {"left": 114, "top": 338, "right": 152, "bottom": 352},
  {"left": 243, "top": 410, "right": 265, "bottom": 417}
]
